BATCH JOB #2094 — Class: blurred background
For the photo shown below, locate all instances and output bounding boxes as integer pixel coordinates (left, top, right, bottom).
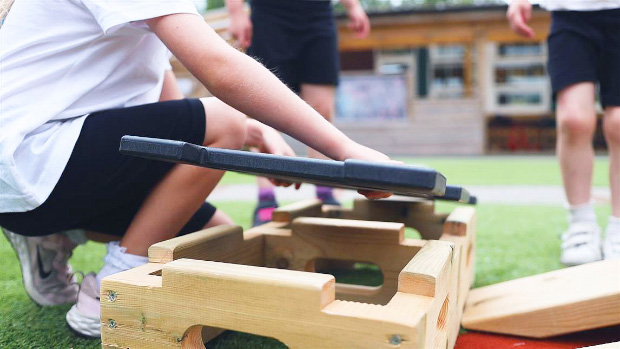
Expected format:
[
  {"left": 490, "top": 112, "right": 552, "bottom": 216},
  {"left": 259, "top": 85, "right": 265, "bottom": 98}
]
[
  {"left": 0, "top": 1, "right": 613, "bottom": 348},
  {"left": 179, "top": 0, "right": 608, "bottom": 156}
]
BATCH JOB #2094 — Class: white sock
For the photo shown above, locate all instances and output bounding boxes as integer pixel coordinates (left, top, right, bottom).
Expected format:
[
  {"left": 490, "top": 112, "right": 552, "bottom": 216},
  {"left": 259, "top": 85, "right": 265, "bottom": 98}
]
[
  {"left": 568, "top": 202, "right": 596, "bottom": 226},
  {"left": 96, "top": 241, "right": 148, "bottom": 285},
  {"left": 607, "top": 216, "right": 620, "bottom": 235}
]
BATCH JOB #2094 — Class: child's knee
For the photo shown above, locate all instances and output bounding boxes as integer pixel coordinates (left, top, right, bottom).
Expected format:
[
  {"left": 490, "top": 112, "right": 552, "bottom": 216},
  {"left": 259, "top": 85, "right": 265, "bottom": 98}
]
[
  {"left": 603, "top": 108, "right": 620, "bottom": 145},
  {"left": 557, "top": 105, "right": 596, "bottom": 140},
  {"left": 221, "top": 108, "right": 247, "bottom": 149},
  {"left": 200, "top": 97, "right": 247, "bottom": 149}
]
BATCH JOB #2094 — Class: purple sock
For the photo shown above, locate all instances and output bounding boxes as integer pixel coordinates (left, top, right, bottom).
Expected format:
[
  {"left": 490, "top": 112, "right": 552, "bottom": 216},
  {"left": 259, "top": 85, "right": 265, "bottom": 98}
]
[
  {"left": 258, "top": 188, "right": 275, "bottom": 202},
  {"left": 316, "top": 186, "right": 334, "bottom": 200}
]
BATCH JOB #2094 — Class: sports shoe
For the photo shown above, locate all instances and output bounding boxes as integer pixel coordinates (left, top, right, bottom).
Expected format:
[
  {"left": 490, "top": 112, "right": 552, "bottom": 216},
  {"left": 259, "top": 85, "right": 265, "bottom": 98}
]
[
  {"left": 66, "top": 272, "right": 101, "bottom": 338},
  {"left": 316, "top": 186, "right": 340, "bottom": 206},
  {"left": 2, "top": 227, "right": 79, "bottom": 306},
  {"left": 560, "top": 222, "right": 602, "bottom": 266},
  {"left": 603, "top": 223, "right": 620, "bottom": 261},
  {"left": 252, "top": 198, "right": 278, "bottom": 227}
]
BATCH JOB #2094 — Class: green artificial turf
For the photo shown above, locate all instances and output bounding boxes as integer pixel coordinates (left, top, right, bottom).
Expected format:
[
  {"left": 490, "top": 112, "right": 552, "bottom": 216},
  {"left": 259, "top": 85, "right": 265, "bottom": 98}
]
[
  {"left": 219, "top": 155, "right": 610, "bottom": 187},
  {"left": 0, "top": 200, "right": 612, "bottom": 347}
]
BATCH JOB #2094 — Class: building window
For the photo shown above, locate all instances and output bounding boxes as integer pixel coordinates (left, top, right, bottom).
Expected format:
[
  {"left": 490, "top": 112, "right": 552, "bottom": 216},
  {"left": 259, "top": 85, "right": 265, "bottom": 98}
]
[
  {"left": 498, "top": 92, "right": 542, "bottom": 106},
  {"left": 495, "top": 64, "right": 546, "bottom": 85},
  {"left": 485, "top": 42, "right": 550, "bottom": 115},
  {"left": 335, "top": 74, "right": 408, "bottom": 121},
  {"left": 429, "top": 44, "right": 465, "bottom": 99},
  {"left": 498, "top": 43, "right": 543, "bottom": 57}
]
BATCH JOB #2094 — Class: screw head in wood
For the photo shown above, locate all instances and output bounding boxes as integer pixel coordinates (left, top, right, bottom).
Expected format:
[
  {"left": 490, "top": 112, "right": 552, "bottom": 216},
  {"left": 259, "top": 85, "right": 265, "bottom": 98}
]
[
  {"left": 389, "top": 334, "right": 402, "bottom": 345},
  {"left": 107, "top": 291, "right": 117, "bottom": 302},
  {"left": 108, "top": 319, "right": 117, "bottom": 329}
]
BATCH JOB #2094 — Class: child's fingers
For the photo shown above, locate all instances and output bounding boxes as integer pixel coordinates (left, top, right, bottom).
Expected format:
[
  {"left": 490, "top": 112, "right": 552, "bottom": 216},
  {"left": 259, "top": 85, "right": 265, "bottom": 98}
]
[
  {"left": 243, "top": 25, "right": 253, "bottom": 49},
  {"left": 358, "top": 189, "right": 392, "bottom": 200},
  {"left": 268, "top": 178, "right": 301, "bottom": 189}
]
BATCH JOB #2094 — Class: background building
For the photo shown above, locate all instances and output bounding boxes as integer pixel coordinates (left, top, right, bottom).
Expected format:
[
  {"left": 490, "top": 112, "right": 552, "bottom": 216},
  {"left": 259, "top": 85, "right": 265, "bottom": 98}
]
[{"left": 175, "top": 4, "right": 607, "bottom": 155}]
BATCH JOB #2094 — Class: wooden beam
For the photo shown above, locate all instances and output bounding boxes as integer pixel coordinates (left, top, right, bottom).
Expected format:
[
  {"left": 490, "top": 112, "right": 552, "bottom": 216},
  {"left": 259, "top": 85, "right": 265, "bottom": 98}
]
[
  {"left": 271, "top": 199, "right": 323, "bottom": 223},
  {"left": 462, "top": 259, "right": 620, "bottom": 338},
  {"left": 148, "top": 225, "right": 264, "bottom": 266}
]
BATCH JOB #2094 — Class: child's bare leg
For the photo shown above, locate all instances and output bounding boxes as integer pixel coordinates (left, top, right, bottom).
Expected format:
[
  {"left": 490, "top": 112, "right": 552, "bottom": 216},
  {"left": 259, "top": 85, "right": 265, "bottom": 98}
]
[
  {"left": 300, "top": 84, "right": 340, "bottom": 204},
  {"left": 301, "top": 84, "right": 335, "bottom": 160},
  {"left": 603, "top": 107, "right": 620, "bottom": 217},
  {"left": 556, "top": 82, "right": 597, "bottom": 207},
  {"left": 121, "top": 97, "right": 246, "bottom": 256},
  {"left": 204, "top": 209, "right": 235, "bottom": 228},
  {"left": 556, "top": 82, "right": 602, "bottom": 265}
]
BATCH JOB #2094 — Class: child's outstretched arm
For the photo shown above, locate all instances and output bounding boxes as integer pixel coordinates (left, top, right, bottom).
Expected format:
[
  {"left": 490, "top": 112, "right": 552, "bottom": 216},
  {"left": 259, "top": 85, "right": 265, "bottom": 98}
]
[
  {"left": 146, "top": 14, "right": 380, "bottom": 162},
  {"left": 146, "top": 14, "right": 391, "bottom": 199}
]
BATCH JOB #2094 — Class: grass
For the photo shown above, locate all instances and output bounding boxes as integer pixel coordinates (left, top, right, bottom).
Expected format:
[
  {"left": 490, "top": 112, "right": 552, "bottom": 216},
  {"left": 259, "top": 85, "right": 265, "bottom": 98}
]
[
  {"left": 0, "top": 201, "right": 612, "bottom": 347},
  {"left": 219, "top": 155, "right": 611, "bottom": 187},
  {"left": 0, "top": 155, "right": 612, "bottom": 347}
]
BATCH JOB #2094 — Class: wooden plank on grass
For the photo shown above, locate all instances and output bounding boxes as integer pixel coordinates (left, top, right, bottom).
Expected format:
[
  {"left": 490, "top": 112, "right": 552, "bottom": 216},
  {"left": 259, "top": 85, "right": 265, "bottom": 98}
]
[{"left": 462, "top": 259, "right": 620, "bottom": 338}]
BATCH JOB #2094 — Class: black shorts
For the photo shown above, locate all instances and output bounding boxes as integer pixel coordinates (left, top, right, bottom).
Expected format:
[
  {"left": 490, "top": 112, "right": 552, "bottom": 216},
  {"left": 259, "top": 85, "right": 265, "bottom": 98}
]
[
  {"left": 248, "top": 0, "right": 340, "bottom": 93},
  {"left": 547, "top": 9, "right": 620, "bottom": 107},
  {"left": 0, "top": 99, "right": 216, "bottom": 237}
]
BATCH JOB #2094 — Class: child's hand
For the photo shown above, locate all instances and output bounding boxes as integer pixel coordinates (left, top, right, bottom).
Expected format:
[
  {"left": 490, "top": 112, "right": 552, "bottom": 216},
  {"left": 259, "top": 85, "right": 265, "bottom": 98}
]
[
  {"left": 507, "top": 0, "right": 535, "bottom": 38},
  {"left": 245, "top": 119, "right": 301, "bottom": 188},
  {"left": 341, "top": 142, "right": 398, "bottom": 200},
  {"left": 229, "top": 10, "right": 253, "bottom": 49},
  {"left": 260, "top": 126, "right": 302, "bottom": 189},
  {"left": 258, "top": 125, "right": 295, "bottom": 157},
  {"left": 346, "top": 3, "right": 370, "bottom": 38}
]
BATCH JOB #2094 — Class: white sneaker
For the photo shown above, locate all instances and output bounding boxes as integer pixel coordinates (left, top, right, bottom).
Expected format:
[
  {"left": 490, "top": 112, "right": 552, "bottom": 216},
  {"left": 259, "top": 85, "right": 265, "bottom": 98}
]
[
  {"left": 603, "top": 224, "right": 620, "bottom": 261},
  {"left": 560, "top": 222, "right": 602, "bottom": 266},
  {"left": 2, "top": 227, "right": 79, "bottom": 306},
  {"left": 66, "top": 272, "right": 101, "bottom": 338}
]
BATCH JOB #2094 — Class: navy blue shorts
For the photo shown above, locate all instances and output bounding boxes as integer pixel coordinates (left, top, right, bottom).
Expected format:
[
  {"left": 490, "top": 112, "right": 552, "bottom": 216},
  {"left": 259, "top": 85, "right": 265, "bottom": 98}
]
[
  {"left": 0, "top": 99, "right": 216, "bottom": 237},
  {"left": 248, "top": 0, "right": 339, "bottom": 93},
  {"left": 547, "top": 9, "right": 620, "bottom": 107}
]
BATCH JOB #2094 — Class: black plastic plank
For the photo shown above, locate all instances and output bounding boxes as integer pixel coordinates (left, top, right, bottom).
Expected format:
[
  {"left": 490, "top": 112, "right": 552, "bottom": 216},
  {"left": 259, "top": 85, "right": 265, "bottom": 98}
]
[
  {"left": 442, "top": 185, "right": 471, "bottom": 204},
  {"left": 119, "top": 136, "right": 447, "bottom": 198}
]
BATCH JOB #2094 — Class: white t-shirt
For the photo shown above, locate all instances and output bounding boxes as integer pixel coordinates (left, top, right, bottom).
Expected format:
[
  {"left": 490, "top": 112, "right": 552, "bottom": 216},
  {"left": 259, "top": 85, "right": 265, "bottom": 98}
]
[{"left": 0, "top": 0, "right": 200, "bottom": 213}]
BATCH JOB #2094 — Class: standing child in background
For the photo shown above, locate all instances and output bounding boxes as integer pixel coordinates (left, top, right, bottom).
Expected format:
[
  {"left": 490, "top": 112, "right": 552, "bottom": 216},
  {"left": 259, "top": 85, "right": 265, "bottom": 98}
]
[
  {"left": 0, "top": 0, "right": 390, "bottom": 338},
  {"left": 226, "top": 0, "right": 371, "bottom": 226},
  {"left": 506, "top": 0, "right": 620, "bottom": 265}
]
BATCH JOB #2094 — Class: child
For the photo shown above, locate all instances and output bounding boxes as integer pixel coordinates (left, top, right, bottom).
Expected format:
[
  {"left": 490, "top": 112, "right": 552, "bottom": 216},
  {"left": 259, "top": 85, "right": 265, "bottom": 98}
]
[
  {"left": 226, "top": 0, "right": 371, "bottom": 226},
  {"left": 0, "top": 0, "right": 390, "bottom": 338},
  {"left": 506, "top": 0, "right": 620, "bottom": 265}
]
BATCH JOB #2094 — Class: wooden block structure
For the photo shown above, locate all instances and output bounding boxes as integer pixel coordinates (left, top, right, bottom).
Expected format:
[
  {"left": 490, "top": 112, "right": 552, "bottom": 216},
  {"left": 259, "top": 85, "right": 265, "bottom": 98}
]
[
  {"left": 100, "top": 198, "right": 476, "bottom": 348},
  {"left": 462, "top": 259, "right": 620, "bottom": 338}
]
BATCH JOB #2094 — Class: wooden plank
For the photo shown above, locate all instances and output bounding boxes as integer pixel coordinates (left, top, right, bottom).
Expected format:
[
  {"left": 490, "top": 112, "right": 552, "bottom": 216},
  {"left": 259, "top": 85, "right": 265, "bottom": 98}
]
[
  {"left": 399, "top": 240, "right": 453, "bottom": 297},
  {"left": 293, "top": 217, "right": 404, "bottom": 246},
  {"left": 148, "top": 225, "right": 263, "bottom": 266},
  {"left": 440, "top": 206, "right": 476, "bottom": 349},
  {"left": 442, "top": 206, "right": 477, "bottom": 292},
  {"left": 101, "top": 201, "right": 475, "bottom": 348},
  {"left": 397, "top": 240, "right": 454, "bottom": 348},
  {"left": 271, "top": 199, "right": 323, "bottom": 223},
  {"left": 264, "top": 218, "right": 424, "bottom": 305},
  {"left": 351, "top": 199, "right": 447, "bottom": 240},
  {"left": 462, "top": 259, "right": 620, "bottom": 338},
  {"left": 101, "top": 258, "right": 445, "bottom": 348}
]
